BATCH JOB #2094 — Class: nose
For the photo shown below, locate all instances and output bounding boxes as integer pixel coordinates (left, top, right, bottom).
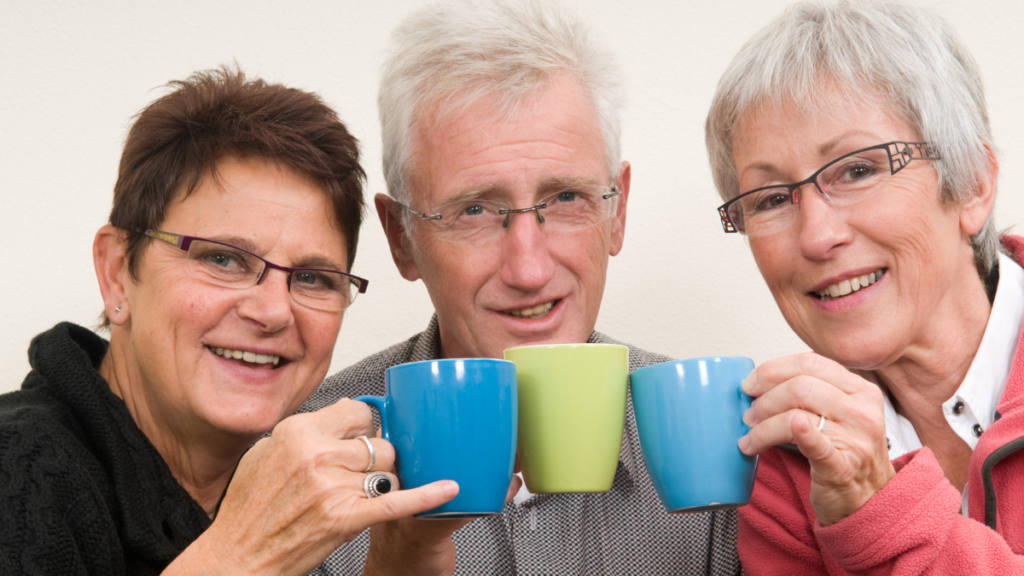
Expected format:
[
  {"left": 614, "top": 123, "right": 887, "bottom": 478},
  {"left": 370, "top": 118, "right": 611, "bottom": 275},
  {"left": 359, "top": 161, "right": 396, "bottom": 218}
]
[
  {"left": 499, "top": 208, "right": 556, "bottom": 292},
  {"left": 237, "top": 268, "right": 296, "bottom": 332},
  {"left": 794, "top": 182, "right": 853, "bottom": 260}
]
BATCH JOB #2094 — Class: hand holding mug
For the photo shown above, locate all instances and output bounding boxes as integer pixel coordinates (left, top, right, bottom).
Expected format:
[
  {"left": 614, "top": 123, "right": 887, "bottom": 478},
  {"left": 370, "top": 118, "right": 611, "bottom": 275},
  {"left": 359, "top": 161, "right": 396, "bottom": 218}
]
[
  {"left": 166, "top": 398, "right": 458, "bottom": 576},
  {"left": 738, "top": 352, "right": 895, "bottom": 526}
]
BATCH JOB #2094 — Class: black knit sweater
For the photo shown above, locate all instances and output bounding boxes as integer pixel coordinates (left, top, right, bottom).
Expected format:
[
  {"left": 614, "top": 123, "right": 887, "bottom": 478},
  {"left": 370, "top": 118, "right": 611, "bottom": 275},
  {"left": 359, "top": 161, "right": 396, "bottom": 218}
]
[{"left": 0, "top": 323, "right": 211, "bottom": 575}]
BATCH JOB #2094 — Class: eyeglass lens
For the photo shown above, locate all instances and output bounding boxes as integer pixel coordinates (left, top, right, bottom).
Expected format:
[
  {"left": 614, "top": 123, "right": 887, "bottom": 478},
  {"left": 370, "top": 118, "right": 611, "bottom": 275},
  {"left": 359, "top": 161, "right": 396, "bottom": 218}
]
[
  {"left": 184, "top": 239, "right": 356, "bottom": 311},
  {"left": 421, "top": 186, "right": 619, "bottom": 243},
  {"left": 728, "top": 145, "right": 904, "bottom": 236}
]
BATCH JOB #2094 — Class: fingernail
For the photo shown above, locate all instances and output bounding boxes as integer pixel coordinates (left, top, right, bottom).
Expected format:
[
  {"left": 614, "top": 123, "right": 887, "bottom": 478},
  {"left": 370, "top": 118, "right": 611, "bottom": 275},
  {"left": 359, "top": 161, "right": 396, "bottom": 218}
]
[
  {"left": 738, "top": 435, "right": 750, "bottom": 452},
  {"left": 439, "top": 480, "right": 459, "bottom": 499},
  {"left": 741, "top": 373, "right": 755, "bottom": 393},
  {"left": 742, "top": 408, "right": 754, "bottom": 426}
]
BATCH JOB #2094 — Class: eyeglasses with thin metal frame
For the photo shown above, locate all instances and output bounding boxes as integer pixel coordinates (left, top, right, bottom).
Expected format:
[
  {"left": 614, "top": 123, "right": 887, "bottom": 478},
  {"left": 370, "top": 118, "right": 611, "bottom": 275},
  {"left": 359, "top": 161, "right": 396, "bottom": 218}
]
[
  {"left": 144, "top": 229, "right": 368, "bottom": 312},
  {"left": 397, "top": 184, "right": 623, "bottom": 244},
  {"left": 717, "top": 141, "right": 941, "bottom": 236}
]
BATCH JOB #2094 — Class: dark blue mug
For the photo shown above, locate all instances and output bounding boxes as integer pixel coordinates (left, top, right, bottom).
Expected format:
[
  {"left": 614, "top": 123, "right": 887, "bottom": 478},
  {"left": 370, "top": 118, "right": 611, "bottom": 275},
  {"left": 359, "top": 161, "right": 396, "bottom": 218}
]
[
  {"left": 356, "top": 358, "right": 518, "bottom": 518},
  {"left": 630, "top": 356, "right": 757, "bottom": 513}
]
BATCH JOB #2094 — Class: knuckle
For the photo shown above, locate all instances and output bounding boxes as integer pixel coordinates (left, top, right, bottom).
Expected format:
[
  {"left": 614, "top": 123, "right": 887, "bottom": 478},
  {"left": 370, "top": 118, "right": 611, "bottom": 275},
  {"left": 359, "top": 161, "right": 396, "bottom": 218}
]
[
  {"left": 790, "top": 376, "right": 815, "bottom": 403},
  {"left": 374, "top": 440, "right": 397, "bottom": 469},
  {"left": 797, "top": 352, "right": 818, "bottom": 372},
  {"left": 273, "top": 413, "right": 313, "bottom": 441},
  {"left": 338, "top": 401, "right": 374, "bottom": 432}
]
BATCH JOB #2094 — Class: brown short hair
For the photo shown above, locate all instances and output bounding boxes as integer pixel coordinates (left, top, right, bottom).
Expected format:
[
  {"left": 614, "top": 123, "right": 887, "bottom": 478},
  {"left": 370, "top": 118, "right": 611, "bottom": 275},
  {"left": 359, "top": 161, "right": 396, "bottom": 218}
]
[{"left": 110, "top": 66, "right": 366, "bottom": 281}]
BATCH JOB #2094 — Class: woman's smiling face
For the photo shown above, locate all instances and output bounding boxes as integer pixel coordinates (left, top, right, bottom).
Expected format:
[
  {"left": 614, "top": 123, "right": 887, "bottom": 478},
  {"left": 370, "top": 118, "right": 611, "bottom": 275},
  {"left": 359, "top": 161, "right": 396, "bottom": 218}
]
[
  {"left": 733, "top": 87, "right": 988, "bottom": 370},
  {"left": 121, "top": 157, "right": 348, "bottom": 439}
]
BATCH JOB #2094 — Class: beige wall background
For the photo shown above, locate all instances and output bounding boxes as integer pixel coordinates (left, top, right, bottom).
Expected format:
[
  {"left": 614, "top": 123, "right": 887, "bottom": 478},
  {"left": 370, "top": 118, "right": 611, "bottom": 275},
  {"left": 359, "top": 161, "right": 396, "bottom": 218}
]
[{"left": 2, "top": 0, "right": 1022, "bottom": 392}]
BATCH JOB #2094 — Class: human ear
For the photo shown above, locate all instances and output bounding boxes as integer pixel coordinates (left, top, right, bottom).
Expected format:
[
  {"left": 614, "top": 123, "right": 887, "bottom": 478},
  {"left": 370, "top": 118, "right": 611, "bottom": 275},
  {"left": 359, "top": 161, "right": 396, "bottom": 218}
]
[
  {"left": 609, "top": 161, "right": 631, "bottom": 257},
  {"left": 375, "top": 194, "right": 422, "bottom": 282},
  {"left": 960, "top": 141, "right": 998, "bottom": 236},
  {"left": 93, "top": 225, "right": 132, "bottom": 325}
]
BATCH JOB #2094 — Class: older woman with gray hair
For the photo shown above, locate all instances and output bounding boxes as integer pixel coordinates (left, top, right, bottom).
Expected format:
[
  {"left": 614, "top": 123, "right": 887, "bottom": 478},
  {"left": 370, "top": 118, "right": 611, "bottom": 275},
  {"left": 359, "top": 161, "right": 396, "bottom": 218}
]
[{"left": 706, "top": 0, "right": 1024, "bottom": 573}]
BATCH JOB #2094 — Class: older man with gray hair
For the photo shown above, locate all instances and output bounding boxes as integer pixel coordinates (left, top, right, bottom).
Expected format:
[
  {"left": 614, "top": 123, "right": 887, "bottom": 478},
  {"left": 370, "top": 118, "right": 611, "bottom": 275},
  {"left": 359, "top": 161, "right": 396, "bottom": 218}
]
[{"left": 300, "top": 0, "right": 741, "bottom": 574}]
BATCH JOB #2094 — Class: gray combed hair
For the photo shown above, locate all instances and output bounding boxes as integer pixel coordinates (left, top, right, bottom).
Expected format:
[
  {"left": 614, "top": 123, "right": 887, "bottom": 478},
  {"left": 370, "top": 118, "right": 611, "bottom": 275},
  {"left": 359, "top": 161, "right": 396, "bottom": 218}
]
[
  {"left": 379, "top": 0, "right": 624, "bottom": 211},
  {"left": 705, "top": 0, "right": 1001, "bottom": 274}
]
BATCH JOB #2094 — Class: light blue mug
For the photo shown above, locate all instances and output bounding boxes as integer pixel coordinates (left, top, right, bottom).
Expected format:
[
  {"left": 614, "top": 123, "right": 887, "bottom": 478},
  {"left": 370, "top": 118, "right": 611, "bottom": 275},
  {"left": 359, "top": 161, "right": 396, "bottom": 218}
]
[
  {"left": 630, "top": 356, "right": 757, "bottom": 513},
  {"left": 356, "top": 358, "right": 518, "bottom": 518}
]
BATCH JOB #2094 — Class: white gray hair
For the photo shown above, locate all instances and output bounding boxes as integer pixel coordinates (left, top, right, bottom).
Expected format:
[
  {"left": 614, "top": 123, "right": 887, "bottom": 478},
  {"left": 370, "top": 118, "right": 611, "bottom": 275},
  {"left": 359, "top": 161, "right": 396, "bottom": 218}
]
[
  {"left": 379, "top": 0, "right": 624, "bottom": 213},
  {"left": 705, "top": 0, "right": 1001, "bottom": 274}
]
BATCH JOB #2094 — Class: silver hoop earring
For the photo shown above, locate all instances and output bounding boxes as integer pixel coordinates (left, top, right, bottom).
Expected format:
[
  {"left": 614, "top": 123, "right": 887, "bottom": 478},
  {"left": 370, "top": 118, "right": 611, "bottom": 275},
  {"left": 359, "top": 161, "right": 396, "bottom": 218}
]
[{"left": 115, "top": 305, "right": 122, "bottom": 313}]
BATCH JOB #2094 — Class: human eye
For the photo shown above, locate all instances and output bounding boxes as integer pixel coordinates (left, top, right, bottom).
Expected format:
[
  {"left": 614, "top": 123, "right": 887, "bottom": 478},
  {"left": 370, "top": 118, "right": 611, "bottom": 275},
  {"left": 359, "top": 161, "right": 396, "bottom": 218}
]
[
  {"left": 835, "top": 161, "right": 878, "bottom": 184},
  {"left": 443, "top": 200, "right": 500, "bottom": 226},
  {"left": 292, "top": 270, "right": 340, "bottom": 292},
  {"left": 553, "top": 190, "right": 579, "bottom": 203},
  {"left": 205, "top": 251, "right": 242, "bottom": 269},
  {"left": 821, "top": 149, "right": 890, "bottom": 193},
  {"left": 749, "top": 189, "right": 792, "bottom": 212},
  {"left": 190, "top": 244, "right": 253, "bottom": 275},
  {"left": 461, "top": 203, "right": 487, "bottom": 217}
]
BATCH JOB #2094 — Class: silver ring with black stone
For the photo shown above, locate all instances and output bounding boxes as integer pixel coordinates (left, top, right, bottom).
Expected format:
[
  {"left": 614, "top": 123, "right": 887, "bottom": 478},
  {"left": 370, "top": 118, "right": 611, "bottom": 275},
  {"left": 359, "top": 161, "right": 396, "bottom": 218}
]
[{"left": 364, "top": 472, "right": 396, "bottom": 498}]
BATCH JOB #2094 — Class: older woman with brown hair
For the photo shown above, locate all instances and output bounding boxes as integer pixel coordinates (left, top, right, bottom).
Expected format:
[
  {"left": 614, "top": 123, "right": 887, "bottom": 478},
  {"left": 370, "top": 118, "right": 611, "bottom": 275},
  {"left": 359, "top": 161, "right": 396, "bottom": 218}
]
[
  {"left": 706, "top": 1, "right": 1024, "bottom": 573},
  {"left": 0, "top": 68, "right": 457, "bottom": 575}
]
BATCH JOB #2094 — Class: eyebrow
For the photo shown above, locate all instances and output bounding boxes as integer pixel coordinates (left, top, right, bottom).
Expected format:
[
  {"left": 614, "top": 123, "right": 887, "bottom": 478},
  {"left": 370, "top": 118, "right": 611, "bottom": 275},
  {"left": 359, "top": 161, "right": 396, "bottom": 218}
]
[
  {"left": 743, "top": 131, "right": 883, "bottom": 176},
  {"left": 207, "top": 235, "right": 344, "bottom": 272},
  {"left": 436, "top": 177, "right": 603, "bottom": 206}
]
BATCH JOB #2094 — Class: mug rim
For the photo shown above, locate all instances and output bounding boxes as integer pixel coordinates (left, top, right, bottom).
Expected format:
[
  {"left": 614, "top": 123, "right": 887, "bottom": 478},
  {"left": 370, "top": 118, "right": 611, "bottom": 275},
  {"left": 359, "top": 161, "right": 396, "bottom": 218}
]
[
  {"left": 503, "top": 343, "right": 628, "bottom": 353},
  {"left": 387, "top": 357, "right": 516, "bottom": 371},
  {"left": 385, "top": 358, "right": 517, "bottom": 381},
  {"left": 629, "top": 356, "right": 754, "bottom": 378}
]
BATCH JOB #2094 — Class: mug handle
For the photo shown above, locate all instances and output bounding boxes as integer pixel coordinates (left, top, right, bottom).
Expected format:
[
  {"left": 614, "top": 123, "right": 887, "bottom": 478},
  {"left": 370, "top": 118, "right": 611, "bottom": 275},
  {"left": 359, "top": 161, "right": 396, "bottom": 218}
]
[{"left": 355, "top": 395, "right": 391, "bottom": 443}]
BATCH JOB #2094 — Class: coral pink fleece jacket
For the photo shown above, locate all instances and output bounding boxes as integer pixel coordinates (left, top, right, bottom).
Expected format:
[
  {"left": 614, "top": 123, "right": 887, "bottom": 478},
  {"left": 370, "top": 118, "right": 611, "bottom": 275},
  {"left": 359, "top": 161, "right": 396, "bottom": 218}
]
[{"left": 739, "top": 235, "right": 1024, "bottom": 576}]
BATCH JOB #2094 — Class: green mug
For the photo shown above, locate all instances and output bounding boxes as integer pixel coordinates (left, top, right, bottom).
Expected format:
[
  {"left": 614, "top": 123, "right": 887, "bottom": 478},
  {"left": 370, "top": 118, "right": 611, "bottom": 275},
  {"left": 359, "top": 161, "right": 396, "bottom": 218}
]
[{"left": 503, "top": 343, "right": 628, "bottom": 493}]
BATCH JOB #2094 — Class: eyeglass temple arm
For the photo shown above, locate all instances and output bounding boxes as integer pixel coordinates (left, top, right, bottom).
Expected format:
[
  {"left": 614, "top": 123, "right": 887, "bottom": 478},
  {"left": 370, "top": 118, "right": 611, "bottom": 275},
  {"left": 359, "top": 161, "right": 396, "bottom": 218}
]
[
  {"left": 890, "top": 142, "right": 941, "bottom": 174},
  {"left": 144, "top": 229, "right": 190, "bottom": 248}
]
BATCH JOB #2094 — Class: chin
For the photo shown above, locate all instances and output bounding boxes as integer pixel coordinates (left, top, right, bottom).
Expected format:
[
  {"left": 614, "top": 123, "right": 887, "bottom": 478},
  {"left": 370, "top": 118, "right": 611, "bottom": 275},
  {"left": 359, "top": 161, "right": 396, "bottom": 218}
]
[
  {"left": 206, "top": 404, "right": 288, "bottom": 439},
  {"left": 810, "top": 335, "right": 894, "bottom": 371}
]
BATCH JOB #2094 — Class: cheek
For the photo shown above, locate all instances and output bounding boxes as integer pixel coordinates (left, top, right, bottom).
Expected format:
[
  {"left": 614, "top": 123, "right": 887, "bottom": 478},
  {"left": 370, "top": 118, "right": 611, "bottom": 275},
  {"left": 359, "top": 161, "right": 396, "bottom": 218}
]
[
  {"left": 749, "top": 237, "right": 793, "bottom": 293},
  {"left": 556, "top": 229, "right": 612, "bottom": 282},
  {"left": 419, "top": 239, "right": 494, "bottom": 294}
]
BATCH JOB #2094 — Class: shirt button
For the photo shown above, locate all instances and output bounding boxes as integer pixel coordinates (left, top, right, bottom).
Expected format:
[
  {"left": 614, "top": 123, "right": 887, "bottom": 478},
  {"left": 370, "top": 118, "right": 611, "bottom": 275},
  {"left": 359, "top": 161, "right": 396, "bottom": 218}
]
[
  {"left": 953, "top": 401, "right": 965, "bottom": 415},
  {"left": 973, "top": 424, "right": 984, "bottom": 437}
]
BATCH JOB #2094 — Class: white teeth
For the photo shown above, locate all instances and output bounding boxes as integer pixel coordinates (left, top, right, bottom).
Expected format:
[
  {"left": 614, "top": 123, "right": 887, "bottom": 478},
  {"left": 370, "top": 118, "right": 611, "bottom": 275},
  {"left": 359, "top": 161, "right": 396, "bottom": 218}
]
[
  {"left": 817, "top": 269, "right": 885, "bottom": 301},
  {"left": 209, "top": 346, "right": 281, "bottom": 366},
  {"left": 506, "top": 301, "right": 555, "bottom": 320}
]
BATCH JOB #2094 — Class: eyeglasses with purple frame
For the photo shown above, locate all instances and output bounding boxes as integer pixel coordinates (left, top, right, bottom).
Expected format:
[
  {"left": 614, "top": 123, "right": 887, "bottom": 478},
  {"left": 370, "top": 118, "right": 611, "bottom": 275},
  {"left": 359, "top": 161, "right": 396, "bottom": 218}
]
[{"left": 144, "top": 229, "right": 368, "bottom": 310}]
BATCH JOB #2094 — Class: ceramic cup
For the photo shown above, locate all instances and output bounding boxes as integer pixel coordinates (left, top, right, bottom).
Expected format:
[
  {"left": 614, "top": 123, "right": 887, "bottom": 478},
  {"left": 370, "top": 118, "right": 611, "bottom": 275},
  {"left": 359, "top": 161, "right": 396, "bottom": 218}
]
[
  {"left": 503, "top": 343, "right": 628, "bottom": 493},
  {"left": 356, "top": 358, "right": 517, "bottom": 518},
  {"left": 630, "top": 356, "right": 758, "bottom": 513}
]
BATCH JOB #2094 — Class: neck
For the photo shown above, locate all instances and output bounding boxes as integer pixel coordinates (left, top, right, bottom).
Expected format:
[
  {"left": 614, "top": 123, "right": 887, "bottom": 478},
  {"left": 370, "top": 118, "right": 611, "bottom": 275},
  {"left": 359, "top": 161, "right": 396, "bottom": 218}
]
[
  {"left": 874, "top": 268, "right": 992, "bottom": 428},
  {"left": 99, "top": 329, "right": 253, "bottom": 516}
]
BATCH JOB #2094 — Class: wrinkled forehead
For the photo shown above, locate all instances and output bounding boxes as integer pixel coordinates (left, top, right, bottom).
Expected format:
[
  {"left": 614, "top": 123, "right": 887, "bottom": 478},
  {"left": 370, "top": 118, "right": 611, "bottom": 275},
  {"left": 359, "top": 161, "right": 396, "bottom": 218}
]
[
  {"left": 406, "top": 78, "right": 609, "bottom": 205},
  {"left": 733, "top": 79, "right": 914, "bottom": 153}
]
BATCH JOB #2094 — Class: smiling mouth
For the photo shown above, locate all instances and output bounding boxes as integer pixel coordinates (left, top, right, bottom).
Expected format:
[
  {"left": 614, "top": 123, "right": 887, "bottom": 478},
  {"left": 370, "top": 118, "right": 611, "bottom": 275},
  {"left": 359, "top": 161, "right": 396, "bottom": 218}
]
[
  {"left": 504, "top": 300, "right": 557, "bottom": 320},
  {"left": 813, "top": 269, "right": 886, "bottom": 301},
  {"left": 208, "top": 346, "right": 283, "bottom": 368}
]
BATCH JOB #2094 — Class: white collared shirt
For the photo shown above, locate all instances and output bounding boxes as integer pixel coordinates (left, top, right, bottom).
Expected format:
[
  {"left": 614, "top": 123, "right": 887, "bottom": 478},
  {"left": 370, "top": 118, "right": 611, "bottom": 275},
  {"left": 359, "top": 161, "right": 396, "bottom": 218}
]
[{"left": 882, "top": 252, "right": 1024, "bottom": 514}]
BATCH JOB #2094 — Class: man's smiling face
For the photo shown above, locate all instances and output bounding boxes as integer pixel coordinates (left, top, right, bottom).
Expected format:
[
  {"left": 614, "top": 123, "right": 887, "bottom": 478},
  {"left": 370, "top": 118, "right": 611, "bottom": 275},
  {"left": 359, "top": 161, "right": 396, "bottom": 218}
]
[{"left": 385, "top": 75, "right": 629, "bottom": 359}]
